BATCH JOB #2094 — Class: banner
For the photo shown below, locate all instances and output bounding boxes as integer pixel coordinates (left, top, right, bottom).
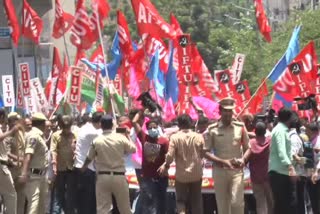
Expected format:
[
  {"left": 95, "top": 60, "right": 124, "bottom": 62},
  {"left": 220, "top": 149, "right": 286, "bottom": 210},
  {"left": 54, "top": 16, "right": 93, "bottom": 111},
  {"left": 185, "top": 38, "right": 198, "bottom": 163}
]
[
  {"left": 30, "top": 78, "right": 49, "bottom": 114},
  {"left": 2, "top": 75, "right": 15, "bottom": 107},
  {"left": 176, "top": 34, "right": 193, "bottom": 114},
  {"left": 67, "top": 66, "right": 83, "bottom": 106},
  {"left": 231, "top": 53, "right": 246, "bottom": 84},
  {"left": 17, "top": 83, "right": 24, "bottom": 108},
  {"left": 19, "top": 63, "right": 31, "bottom": 96}
]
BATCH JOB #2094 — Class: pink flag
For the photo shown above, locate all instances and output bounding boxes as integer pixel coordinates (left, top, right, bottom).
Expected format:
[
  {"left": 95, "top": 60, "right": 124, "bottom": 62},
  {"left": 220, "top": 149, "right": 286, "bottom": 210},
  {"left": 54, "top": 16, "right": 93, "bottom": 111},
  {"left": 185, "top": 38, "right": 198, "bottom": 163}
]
[
  {"left": 192, "top": 96, "right": 220, "bottom": 120},
  {"left": 127, "top": 66, "right": 140, "bottom": 99},
  {"left": 271, "top": 97, "right": 284, "bottom": 113},
  {"left": 131, "top": 117, "right": 150, "bottom": 166},
  {"left": 132, "top": 137, "right": 142, "bottom": 166},
  {"left": 189, "top": 106, "right": 199, "bottom": 121},
  {"left": 162, "top": 98, "right": 176, "bottom": 122}
]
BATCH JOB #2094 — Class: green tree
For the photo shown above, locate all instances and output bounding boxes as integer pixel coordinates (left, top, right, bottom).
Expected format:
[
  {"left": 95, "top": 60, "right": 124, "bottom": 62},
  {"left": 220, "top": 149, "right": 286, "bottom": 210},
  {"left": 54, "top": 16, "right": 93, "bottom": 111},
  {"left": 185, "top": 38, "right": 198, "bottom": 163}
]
[{"left": 101, "top": 0, "right": 320, "bottom": 92}]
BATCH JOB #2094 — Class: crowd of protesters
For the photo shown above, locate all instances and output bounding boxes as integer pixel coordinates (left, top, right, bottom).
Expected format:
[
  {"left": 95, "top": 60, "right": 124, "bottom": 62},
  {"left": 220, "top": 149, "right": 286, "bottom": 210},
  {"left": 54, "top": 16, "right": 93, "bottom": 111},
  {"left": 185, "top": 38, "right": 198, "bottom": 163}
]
[{"left": 0, "top": 97, "right": 320, "bottom": 214}]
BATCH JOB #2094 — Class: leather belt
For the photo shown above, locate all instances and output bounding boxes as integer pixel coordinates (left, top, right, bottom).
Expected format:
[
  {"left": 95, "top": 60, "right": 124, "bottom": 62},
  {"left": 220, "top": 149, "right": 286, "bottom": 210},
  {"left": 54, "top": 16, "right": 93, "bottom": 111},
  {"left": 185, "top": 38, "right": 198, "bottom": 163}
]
[
  {"left": 0, "top": 160, "right": 8, "bottom": 166},
  {"left": 98, "top": 171, "right": 125, "bottom": 175},
  {"left": 30, "top": 168, "right": 46, "bottom": 176}
]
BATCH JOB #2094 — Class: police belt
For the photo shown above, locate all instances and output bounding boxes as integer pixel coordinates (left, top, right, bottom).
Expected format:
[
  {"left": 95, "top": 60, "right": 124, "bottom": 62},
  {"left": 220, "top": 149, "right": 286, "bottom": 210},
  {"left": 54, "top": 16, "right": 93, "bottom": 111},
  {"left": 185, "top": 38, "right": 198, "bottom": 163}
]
[
  {"left": 0, "top": 160, "right": 8, "bottom": 166},
  {"left": 30, "top": 168, "right": 46, "bottom": 176},
  {"left": 98, "top": 171, "right": 125, "bottom": 175}
]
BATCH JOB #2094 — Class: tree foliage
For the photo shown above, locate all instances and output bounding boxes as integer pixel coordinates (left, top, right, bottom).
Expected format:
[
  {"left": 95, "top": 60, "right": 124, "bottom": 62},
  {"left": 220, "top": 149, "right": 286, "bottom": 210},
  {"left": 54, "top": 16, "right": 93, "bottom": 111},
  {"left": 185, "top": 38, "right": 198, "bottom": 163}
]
[{"left": 102, "top": 0, "right": 320, "bottom": 92}]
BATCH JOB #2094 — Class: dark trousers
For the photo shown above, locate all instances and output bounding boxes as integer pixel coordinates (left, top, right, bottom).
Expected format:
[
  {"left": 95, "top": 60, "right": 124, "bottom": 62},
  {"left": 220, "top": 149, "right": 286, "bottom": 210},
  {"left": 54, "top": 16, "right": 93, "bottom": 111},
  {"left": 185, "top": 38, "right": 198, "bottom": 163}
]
[
  {"left": 74, "top": 168, "right": 96, "bottom": 214},
  {"left": 175, "top": 180, "right": 203, "bottom": 214},
  {"left": 50, "top": 185, "right": 62, "bottom": 214},
  {"left": 307, "top": 178, "right": 320, "bottom": 214},
  {"left": 136, "top": 176, "right": 168, "bottom": 214},
  {"left": 134, "top": 169, "right": 143, "bottom": 214},
  {"left": 293, "top": 176, "right": 307, "bottom": 214},
  {"left": 269, "top": 171, "right": 297, "bottom": 214},
  {"left": 55, "top": 170, "right": 77, "bottom": 214}
]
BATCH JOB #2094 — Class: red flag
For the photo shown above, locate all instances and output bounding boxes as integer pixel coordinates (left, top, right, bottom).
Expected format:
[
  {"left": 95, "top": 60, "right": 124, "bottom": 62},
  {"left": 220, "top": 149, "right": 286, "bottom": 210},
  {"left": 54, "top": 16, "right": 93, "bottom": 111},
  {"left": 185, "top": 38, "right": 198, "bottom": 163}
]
[
  {"left": 254, "top": 0, "right": 272, "bottom": 43},
  {"left": 70, "top": 0, "right": 95, "bottom": 50},
  {"left": 117, "top": 10, "right": 134, "bottom": 58},
  {"left": 90, "top": 45, "right": 104, "bottom": 63},
  {"left": 74, "top": 49, "right": 86, "bottom": 66},
  {"left": 175, "top": 34, "right": 193, "bottom": 115},
  {"left": 117, "top": 10, "right": 134, "bottom": 87},
  {"left": 191, "top": 45, "right": 218, "bottom": 95},
  {"left": 131, "top": 0, "right": 176, "bottom": 39},
  {"left": 88, "top": 0, "right": 110, "bottom": 45},
  {"left": 52, "top": 0, "right": 74, "bottom": 39},
  {"left": 56, "top": 54, "right": 68, "bottom": 103},
  {"left": 170, "top": 13, "right": 183, "bottom": 35},
  {"left": 62, "top": 54, "right": 69, "bottom": 81},
  {"left": 3, "top": 0, "right": 20, "bottom": 46},
  {"left": 144, "top": 35, "right": 170, "bottom": 72},
  {"left": 273, "top": 41, "right": 318, "bottom": 101},
  {"left": 215, "top": 70, "right": 235, "bottom": 100},
  {"left": 175, "top": 35, "right": 210, "bottom": 114},
  {"left": 233, "top": 80, "right": 252, "bottom": 114},
  {"left": 22, "top": 0, "right": 43, "bottom": 44},
  {"left": 45, "top": 47, "right": 64, "bottom": 107},
  {"left": 126, "top": 47, "right": 148, "bottom": 90},
  {"left": 93, "top": 0, "right": 110, "bottom": 20},
  {"left": 51, "top": 47, "right": 63, "bottom": 78},
  {"left": 248, "top": 80, "right": 268, "bottom": 114}
]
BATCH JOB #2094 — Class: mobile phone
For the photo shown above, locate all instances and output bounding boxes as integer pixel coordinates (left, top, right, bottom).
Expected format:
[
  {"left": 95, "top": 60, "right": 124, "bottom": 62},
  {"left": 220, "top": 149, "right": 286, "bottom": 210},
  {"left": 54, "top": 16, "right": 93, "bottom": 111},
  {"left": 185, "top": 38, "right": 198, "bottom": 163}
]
[{"left": 116, "top": 127, "right": 127, "bottom": 133}]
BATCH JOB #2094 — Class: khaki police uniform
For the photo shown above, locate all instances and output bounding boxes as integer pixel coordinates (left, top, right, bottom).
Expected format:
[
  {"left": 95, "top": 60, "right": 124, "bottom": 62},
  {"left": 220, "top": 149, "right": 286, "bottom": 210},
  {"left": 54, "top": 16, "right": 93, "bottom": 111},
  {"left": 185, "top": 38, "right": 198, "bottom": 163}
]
[
  {"left": 87, "top": 129, "right": 136, "bottom": 214},
  {"left": 204, "top": 98, "right": 250, "bottom": 214},
  {"left": 6, "top": 112, "right": 25, "bottom": 214},
  {"left": 23, "top": 113, "right": 48, "bottom": 214},
  {"left": 0, "top": 129, "right": 17, "bottom": 214},
  {"left": 5, "top": 130, "right": 25, "bottom": 214}
]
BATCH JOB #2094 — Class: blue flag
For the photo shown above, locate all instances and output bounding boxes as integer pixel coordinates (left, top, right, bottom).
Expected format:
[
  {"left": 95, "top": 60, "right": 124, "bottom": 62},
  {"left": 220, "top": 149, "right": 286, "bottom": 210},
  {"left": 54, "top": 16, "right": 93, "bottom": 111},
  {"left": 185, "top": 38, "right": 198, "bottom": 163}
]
[
  {"left": 106, "top": 32, "right": 122, "bottom": 80},
  {"left": 275, "top": 93, "right": 292, "bottom": 108},
  {"left": 147, "top": 49, "right": 165, "bottom": 98},
  {"left": 268, "top": 26, "right": 301, "bottom": 83},
  {"left": 165, "top": 42, "right": 179, "bottom": 104},
  {"left": 80, "top": 33, "right": 122, "bottom": 80}
]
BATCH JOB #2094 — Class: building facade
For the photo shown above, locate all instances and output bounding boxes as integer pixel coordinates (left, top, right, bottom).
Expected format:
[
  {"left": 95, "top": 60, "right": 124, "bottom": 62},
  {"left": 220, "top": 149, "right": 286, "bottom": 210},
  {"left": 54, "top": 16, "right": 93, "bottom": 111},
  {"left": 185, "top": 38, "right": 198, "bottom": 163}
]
[{"left": 0, "top": 0, "right": 76, "bottom": 95}]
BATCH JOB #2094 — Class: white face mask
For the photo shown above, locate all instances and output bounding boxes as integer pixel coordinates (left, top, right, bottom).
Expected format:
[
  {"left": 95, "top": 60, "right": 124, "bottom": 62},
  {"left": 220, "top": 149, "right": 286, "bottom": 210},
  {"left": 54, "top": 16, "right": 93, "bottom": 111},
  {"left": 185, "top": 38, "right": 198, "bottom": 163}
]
[{"left": 148, "top": 128, "right": 160, "bottom": 138}]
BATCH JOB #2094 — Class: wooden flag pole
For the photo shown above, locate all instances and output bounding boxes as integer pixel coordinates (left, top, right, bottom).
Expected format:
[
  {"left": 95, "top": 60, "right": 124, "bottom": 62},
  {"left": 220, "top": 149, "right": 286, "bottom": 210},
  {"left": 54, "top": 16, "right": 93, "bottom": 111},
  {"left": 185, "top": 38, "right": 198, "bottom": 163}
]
[{"left": 95, "top": 4, "right": 116, "bottom": 118}]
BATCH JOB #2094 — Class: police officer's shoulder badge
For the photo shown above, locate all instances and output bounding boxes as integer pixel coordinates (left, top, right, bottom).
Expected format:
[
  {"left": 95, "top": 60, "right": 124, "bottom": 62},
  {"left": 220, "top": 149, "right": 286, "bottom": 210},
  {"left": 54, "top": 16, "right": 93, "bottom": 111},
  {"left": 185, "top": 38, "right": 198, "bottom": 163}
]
[{"left": 29, "top": 138, "right": 38, "bottom": 148}]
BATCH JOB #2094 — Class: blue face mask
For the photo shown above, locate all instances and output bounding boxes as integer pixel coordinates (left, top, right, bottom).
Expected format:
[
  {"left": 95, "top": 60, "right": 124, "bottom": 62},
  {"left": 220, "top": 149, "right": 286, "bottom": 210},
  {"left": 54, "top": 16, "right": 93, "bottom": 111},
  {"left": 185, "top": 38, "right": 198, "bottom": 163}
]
[{"left": 148, "top": 128, "right": 159, "bottom": 138}]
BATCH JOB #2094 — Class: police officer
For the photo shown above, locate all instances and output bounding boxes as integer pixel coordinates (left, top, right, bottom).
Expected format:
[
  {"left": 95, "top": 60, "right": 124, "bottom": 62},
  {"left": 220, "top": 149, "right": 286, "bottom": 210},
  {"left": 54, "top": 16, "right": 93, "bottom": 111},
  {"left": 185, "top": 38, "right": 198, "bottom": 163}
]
[
  {"left": 204, "top": 98, "right": 250, "bottom": 214},
  {"left": 5, "top": 112, "right": 26, "bottom": 214},
  {"left": 0, "top": 108, "right": 21, "bottom": 214},
  {"left": 82, "top": 115, "right": 136, "bottom": 214},
  {"left": 18, "top": 113, "right": 48, "bottom": 214}
]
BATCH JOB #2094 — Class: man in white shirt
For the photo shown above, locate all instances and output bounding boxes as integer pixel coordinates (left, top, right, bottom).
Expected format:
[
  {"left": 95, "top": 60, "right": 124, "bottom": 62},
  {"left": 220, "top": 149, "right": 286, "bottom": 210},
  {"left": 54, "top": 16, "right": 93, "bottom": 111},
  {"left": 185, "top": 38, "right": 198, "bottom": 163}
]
[{"left": 74, "top": 112, "right": 103, "bottom": 214}]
